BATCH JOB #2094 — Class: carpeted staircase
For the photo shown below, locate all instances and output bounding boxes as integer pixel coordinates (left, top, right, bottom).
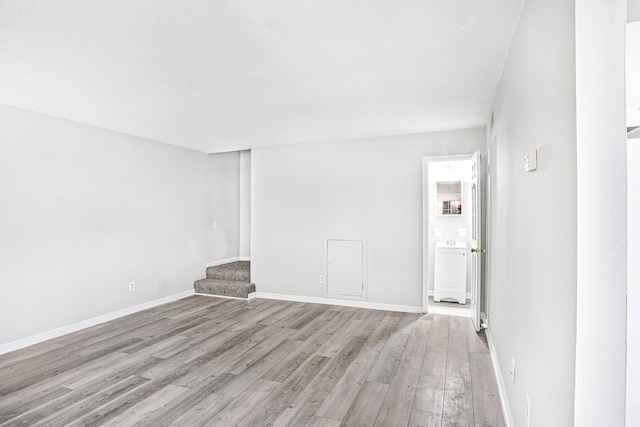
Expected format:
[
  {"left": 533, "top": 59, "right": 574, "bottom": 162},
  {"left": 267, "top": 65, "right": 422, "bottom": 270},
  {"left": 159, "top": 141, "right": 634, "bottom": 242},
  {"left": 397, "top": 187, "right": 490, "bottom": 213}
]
[{"left": 194, "top": 261, "right": 255, "bottom": 299}]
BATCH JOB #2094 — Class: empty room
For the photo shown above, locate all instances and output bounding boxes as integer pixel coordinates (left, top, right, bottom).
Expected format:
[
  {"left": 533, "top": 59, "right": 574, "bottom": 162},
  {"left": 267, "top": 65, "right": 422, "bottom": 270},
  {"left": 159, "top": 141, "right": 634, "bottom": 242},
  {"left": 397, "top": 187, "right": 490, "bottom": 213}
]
[{"left": 0, "top": 0, "right": 635, "bottom": 426}]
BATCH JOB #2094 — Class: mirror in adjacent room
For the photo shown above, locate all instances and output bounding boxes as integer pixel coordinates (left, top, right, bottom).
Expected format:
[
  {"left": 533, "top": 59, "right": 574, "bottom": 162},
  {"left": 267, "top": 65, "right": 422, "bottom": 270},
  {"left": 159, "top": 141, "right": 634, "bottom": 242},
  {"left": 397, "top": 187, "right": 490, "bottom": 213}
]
[{"left": 436, "top": 181, "right": 462, "bottom": 215}]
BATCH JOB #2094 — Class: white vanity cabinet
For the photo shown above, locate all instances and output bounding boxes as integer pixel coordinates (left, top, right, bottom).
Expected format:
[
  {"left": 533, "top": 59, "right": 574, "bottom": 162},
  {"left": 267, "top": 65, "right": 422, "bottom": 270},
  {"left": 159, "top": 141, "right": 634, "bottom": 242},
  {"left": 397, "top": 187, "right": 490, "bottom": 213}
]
[{"left": 434, "top": 241, "right": 467, "bottom": 304}]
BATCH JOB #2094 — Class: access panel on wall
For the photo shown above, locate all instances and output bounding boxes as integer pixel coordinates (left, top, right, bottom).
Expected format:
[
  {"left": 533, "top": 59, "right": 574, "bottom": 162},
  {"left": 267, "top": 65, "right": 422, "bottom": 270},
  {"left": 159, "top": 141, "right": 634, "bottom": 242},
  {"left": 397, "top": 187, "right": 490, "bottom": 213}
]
[{"left": 326, "top": 239, "right": 365, "bottom": 299}]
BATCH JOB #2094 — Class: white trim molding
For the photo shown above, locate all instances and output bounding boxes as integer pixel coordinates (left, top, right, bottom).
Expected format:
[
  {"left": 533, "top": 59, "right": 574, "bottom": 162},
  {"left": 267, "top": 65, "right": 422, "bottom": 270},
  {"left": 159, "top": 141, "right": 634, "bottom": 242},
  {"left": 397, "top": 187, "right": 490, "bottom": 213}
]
[
  {"left": 254, "top": 292, "right": 422, "bottom": 313},
  {"left": 0, "top": 290, "right": 194, "bottom": 356},
  {"left": 205, "top": 257, "right": 251, "bottom": 268},
  {"left": 195, "top": 292, "right": 256, "bottom": 301},
  {"left": 486, "top": 329, "right": 515, "bottom": 427},
  {"left": 206, "top": 257, "right": 240, "bottom": 268}
]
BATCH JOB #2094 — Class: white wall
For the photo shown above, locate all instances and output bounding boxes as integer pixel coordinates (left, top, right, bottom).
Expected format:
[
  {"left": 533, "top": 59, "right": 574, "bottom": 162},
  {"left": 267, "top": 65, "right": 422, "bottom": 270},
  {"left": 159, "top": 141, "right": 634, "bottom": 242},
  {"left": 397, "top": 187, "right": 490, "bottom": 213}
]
[
  {"left": 626, "top": 15, "right": 640, "bottom": 427},
  {"left": 252, "top": 129, "right": 483, "bottom": 308},
  {"left": 627, "top": 22, "right": 640, "bottom": 127},
  {"left": 627, "top": 138, "right": 640, "bottom": 427},
  {"left": 239, "top": 150, "right": 251, "bottom": 259},
  {"left": 207, "top": 151, "right": 241, "bottom": 262},
  {"left": 0, "top": 104, "right": 210, "bottom": 347},
  {"left": 487, "top": 0, "right": 579, "bottom": 425},
  {"left": 575, "top": 0, "right": 627, "bottom": 425}
]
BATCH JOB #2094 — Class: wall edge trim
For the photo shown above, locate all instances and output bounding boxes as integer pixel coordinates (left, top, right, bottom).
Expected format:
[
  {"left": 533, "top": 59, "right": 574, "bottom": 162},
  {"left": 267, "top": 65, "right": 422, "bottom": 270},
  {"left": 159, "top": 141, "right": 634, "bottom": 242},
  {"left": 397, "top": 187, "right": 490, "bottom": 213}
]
[
  {"left": 254, "top": 292, "right": 423, "bottom": 313},
  {"left": 0, "top": 290, "right": 195, "bottom": 355},
  {"left": 486, "top": 329, "right": 515, "bottom": 427},
  {"left": 206, "top": 257, "right": 241, "bottom": 267}
]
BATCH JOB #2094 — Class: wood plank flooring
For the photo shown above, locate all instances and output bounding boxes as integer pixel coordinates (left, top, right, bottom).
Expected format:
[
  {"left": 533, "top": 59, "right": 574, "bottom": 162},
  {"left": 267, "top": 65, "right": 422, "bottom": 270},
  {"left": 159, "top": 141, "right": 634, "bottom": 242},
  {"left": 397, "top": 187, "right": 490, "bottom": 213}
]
[{"left": 0, "top": 296, "right": 504, "bottom": 426}]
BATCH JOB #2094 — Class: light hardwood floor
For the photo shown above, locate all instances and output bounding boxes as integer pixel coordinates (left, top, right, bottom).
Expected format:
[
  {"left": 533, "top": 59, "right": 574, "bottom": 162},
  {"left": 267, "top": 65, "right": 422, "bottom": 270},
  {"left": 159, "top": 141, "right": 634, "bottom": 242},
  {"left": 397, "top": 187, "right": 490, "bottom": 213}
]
[{"left": 0, "top": 295, "right": 505, "bottom": 426}]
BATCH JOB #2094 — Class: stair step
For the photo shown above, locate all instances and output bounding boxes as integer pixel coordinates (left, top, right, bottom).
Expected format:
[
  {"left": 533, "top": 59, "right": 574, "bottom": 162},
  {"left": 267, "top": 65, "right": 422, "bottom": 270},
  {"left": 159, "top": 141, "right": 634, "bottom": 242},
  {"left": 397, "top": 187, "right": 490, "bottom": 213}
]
[
  {"left": 194, "top": 278, "right": 255, "bottom": 299},
  {"left": 206, "top": 261, "right": 250, "bottom": 281}
]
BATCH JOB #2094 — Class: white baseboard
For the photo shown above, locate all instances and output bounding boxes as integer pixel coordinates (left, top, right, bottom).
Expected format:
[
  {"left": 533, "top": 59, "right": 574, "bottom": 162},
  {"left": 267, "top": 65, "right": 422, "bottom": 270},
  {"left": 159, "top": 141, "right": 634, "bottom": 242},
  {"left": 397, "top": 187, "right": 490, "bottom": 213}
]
[
  {"left": 205, "top": 257, "right": 251, "bottom": 268},
  {"left": 194, "top": 292, "right": 256, "bottom": 301},
  {"left": 427, "top": 290, "right": 472, "bottom": 299},
  {"left": 254, "top": 292, "right": 422, "bottom": 313},
  {"left": 486, "top": 329, "right": 515, "bottom": 427},
  {"left": 0, "top": 290, "right": 195, "bottom": 356}
]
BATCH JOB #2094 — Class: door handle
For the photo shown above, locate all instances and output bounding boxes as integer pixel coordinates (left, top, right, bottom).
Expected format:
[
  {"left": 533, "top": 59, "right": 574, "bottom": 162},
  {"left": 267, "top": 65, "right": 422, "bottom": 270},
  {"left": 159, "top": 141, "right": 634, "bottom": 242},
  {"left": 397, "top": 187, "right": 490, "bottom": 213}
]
[{"left": 471, "top": 248, "right": 486, "bottom": 254}]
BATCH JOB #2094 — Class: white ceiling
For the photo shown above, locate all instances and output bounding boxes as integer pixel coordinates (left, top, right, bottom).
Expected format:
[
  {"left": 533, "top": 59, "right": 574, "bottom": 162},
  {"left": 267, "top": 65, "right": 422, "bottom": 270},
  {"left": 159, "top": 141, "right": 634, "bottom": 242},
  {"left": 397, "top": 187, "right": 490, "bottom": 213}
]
[{"left": 0, "top": 1, "right": 525, "bottom": 153}]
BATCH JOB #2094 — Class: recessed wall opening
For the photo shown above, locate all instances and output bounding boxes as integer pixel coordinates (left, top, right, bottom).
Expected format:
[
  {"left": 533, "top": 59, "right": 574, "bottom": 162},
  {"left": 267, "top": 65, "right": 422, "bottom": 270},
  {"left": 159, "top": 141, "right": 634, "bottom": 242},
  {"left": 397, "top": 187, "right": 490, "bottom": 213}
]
[
  {"left": 423, "top": 152, "right": 484, "bottom": 331},
  {"left": 424, "top": 157, "right": 473, "bottom": 318}
]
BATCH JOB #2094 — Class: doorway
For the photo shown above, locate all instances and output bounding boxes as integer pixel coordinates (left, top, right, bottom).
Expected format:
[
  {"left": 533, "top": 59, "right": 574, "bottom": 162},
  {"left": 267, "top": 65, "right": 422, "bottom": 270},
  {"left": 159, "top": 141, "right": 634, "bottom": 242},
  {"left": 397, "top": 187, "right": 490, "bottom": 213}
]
[{"left": 422, "top": 155, "right": 478, "bottom": 320}]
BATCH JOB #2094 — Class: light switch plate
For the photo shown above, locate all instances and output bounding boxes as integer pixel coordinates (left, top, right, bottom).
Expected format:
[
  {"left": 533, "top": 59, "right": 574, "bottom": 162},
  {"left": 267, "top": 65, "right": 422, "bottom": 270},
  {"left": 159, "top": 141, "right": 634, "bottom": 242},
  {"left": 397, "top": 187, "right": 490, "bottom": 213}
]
[
  {"left": 433, "top": 228, "right": 442, "bottom": 236},
  {"left": 524, "top": 149, "right": 537, "bottom": 172},
  {"left": 458, "top": 228, "right": 467, "bottom": 237}
]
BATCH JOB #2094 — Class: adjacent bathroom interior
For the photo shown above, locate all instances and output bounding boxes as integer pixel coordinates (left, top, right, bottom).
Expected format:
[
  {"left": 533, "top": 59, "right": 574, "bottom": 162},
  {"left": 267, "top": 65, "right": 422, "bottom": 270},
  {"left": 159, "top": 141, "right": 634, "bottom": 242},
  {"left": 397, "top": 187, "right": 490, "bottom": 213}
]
[{"left": 426, "top": 158, "right": 473, "bottom": 316}]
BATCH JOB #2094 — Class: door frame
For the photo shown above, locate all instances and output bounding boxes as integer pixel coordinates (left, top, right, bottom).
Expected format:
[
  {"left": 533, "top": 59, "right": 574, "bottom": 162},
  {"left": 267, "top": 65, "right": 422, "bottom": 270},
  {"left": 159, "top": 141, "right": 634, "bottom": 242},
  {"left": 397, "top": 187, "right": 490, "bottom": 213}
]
[
  {"left": 485, "top": 134, "right": 496, "bottom": 329},
  {"left": 422, "top": 154, "right": 476, "bottom": 313}
]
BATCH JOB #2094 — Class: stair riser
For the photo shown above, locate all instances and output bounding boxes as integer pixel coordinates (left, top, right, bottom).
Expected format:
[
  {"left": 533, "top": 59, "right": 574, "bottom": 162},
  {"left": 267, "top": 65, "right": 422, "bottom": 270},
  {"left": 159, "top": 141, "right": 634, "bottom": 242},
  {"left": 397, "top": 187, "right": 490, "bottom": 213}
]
[
  {"left": 194, "top": 281, "right": 255, "bottom": 299},
  {"left": 206, "top": 262, "right": 250, "bottom": 281},
  {"left": 196, "top": 261, "right": 253, "bottom": 299},
  {"left": 206, "top": 269, "right": 250, "bottom": 281}
]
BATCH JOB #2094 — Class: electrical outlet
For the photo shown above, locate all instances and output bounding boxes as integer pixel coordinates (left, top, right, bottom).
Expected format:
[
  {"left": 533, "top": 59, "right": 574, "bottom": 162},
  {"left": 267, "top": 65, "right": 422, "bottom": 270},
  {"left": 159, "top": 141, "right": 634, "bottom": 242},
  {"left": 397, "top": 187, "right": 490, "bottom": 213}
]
[
  {"left": 319, "top": 275, "right": 325, "bottom": 284},
  {"left": 510, "top": 358, "right": 516, "bottom": 383},
  {"left": 525, "top": 393, "right": 531, "bottom": 426},
  {"left": 129, "top": 281, "right": 135, "bottom": 291}
]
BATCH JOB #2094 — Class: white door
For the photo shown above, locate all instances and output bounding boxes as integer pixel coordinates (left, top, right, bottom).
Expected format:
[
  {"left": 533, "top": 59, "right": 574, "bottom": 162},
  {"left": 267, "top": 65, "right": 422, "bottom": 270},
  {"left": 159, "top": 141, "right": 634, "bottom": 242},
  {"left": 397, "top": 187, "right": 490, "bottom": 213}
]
[
  {"left": 470, "top": 151, "right": 484, "bottom": 331},
  {"left": 327, "top": 239, "right": 364, "bottom": 298}
]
